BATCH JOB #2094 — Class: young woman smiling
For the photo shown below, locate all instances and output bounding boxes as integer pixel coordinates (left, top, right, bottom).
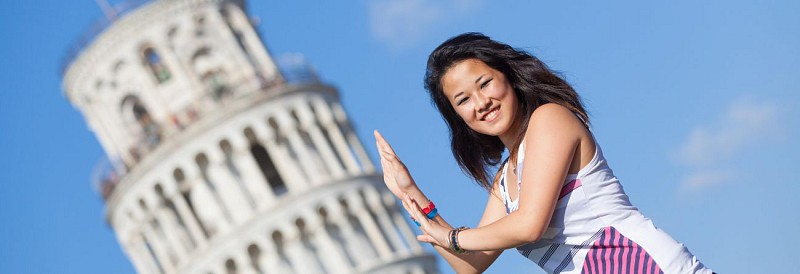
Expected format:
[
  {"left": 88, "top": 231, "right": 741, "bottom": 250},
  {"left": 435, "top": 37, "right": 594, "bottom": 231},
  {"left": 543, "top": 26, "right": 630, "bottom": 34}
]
[{"left": 375, "top": 33, "right": 713, "bottom": 274}]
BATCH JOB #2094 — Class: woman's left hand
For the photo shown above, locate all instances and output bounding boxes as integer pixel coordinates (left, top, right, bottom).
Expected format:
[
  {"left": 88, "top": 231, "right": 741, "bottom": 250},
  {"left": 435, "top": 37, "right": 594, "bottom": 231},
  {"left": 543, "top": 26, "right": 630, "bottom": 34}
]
[{"left": 401, "top": 193, "right": 452, "bottom": 248}]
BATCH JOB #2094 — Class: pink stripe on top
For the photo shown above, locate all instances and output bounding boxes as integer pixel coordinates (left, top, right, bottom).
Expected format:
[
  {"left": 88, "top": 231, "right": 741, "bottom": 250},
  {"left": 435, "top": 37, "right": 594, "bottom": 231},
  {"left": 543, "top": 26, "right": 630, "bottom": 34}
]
[{"left": 559, "top": 179, "right": 582, "bottom": 200}]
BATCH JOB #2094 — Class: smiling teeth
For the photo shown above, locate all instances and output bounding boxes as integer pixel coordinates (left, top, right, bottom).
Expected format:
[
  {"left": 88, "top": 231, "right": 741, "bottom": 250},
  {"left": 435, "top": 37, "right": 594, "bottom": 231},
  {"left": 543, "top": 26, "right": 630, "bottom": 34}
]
[{"left": 485, "top": 109, "right": 499, "bottom": 121}]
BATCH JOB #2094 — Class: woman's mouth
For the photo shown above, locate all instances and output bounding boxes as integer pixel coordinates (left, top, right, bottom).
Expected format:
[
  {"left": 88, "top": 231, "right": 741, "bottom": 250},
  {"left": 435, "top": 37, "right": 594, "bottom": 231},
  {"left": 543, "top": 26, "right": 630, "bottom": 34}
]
[{"left": 482, "top": 107, "right": 500, "bottom": 122}]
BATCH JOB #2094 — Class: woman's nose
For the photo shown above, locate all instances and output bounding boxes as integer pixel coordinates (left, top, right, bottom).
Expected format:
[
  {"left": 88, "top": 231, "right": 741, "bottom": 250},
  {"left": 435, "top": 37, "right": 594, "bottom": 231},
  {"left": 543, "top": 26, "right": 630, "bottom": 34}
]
[{"left": 474, "top": 92, "right": 492, "bottom": 112}]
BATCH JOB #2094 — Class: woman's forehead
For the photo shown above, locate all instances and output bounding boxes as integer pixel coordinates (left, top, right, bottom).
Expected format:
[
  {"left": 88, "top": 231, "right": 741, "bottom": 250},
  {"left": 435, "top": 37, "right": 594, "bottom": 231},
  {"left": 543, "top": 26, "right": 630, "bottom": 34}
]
[{"left": 442, "top": 59, "right": 494, "bottom": 95}]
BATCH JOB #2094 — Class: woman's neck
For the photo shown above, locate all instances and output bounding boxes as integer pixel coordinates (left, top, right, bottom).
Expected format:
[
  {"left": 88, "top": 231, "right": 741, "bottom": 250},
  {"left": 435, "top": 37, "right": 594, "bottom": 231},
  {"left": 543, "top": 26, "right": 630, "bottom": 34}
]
[{"left": 499, "top": 113, "right": 526, "bottom": 150}]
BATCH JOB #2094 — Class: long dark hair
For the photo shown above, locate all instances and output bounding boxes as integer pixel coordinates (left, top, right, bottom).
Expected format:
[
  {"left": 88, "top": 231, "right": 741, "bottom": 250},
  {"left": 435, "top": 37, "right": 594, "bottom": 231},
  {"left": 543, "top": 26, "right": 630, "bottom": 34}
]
[{"left": 424, "top": 32, "right": 589, "bottom": 190}]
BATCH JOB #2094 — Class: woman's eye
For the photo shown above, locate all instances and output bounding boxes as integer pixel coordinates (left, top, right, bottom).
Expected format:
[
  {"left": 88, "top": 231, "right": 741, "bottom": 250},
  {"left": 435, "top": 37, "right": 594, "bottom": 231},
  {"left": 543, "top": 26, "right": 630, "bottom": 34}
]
[
  {"left": 480, "top": 78, "right": 493, "bottom": 89},
  {"left": 457, "top": 97, "right": 469, "bottom": 105}
]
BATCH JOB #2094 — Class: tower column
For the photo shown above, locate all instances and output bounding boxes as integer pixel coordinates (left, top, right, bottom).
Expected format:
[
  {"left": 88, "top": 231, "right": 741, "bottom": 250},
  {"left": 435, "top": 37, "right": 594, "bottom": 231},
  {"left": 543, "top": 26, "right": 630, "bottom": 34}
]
[
  {"left": 316, "top": 102, "right": 361, "bottom": 175},
  {"left": 140, "top": 227, "right": 175, "bottom": 274},
  {"left": 254, "top": 234, "right": 292, "bottom": 274},
  {"left": 280, "top": 223, "right": 324, "bottom": 274},
  {"left": 205, "top": 148, "right": 253, "bottom": 223},
  {"left": 222, "top": 3, "right": 280, "bottom": 81},
  {"left": 152, "top": 206, "right": 190, "bottom": 262},
  {"left": 332, "top": 103, "right": 375, "bottom": 173},
  {"left": 345, "top": 192, "right": 393, "bottom": 261},
  {"left": 206, "top": 5, "right": 258, "bottom": 87},
  {"left": 364, "top": 187, "right": 409, "bottom": 255},
  {"left": 170, "top": 181, "right": 208, "bottom": 248},
  {"left": 228, "top": 133, "right": 275, "bottom": 209},
  {"left": 184, "top": 164, "right": 231, "bottom": 236},
  {"left": 385, "top": 191, "right": 424, "bottom": 252},
  {"left": 323, "top": 198, "right": 375, "bottom": 267},
  {"left": 231, "top": 248, "right": 260, "bottom": 274},
  {"left": 278, "top": 112, "right": 327, "bottom": 184},
  {"left": 296, "top": 103, "right": 346, "bottom": 180},
  {"left": 251, "top": 120, "right": 309, "bottom": 193},
  {"left": 125, "top": 236, "right": 160, "bottom": 274},
  {"left": 301, "top": 209, "right": 352, "bottom": 273}
]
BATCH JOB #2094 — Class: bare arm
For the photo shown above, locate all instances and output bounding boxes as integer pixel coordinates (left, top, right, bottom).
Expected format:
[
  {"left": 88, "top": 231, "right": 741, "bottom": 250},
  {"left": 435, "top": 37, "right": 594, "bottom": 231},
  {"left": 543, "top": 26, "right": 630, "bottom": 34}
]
[
  {"left": 406, "top": 104, "right": 586, "bottom": 251},
  {"left": 374, "top": 131, "right": 505, "bottom": 273}
]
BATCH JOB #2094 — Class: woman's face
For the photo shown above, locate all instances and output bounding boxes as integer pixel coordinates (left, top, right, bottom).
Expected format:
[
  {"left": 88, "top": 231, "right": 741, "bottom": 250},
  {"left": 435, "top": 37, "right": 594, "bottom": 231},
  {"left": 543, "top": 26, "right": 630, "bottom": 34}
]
[{"left": 441, "top": 59, "right": 519, "bottom": 139}]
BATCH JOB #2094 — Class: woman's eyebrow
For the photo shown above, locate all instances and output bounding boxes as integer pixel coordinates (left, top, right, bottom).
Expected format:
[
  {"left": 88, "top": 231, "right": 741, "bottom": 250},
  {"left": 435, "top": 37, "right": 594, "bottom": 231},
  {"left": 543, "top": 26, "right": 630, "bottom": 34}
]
[{"left": 475, "top": 74, "right": 486, "bottom": 84}]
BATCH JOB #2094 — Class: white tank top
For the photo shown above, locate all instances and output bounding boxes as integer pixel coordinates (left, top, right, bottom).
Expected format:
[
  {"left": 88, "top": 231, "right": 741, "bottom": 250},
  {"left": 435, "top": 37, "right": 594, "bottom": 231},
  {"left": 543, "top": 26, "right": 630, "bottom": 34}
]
[{"left": 498, "top": 137, "right": 712, "bottom": 274}]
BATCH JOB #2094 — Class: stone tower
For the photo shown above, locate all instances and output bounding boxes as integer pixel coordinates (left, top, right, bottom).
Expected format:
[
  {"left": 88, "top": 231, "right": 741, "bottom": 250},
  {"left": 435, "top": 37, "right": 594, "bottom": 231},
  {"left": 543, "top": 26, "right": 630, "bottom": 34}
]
[{"left": 61, "top": 0, "right": 437, "bottom": 273}]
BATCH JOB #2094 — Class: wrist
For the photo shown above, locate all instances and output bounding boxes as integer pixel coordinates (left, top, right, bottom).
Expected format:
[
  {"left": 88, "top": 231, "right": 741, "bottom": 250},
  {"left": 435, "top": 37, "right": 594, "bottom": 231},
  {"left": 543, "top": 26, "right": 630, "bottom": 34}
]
[
  {"left": 410, "top": 200, "right": 439, "bottom": 226},
  {"left": 447, "top": 226, "right": 470, "bottom": 254}
]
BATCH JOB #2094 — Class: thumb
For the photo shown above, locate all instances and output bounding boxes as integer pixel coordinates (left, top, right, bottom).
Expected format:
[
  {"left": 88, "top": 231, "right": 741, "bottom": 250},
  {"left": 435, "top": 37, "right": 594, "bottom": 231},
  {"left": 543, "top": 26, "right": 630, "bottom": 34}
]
[{"left": 416, "top": 234, "right": 437, "bottom": 244}]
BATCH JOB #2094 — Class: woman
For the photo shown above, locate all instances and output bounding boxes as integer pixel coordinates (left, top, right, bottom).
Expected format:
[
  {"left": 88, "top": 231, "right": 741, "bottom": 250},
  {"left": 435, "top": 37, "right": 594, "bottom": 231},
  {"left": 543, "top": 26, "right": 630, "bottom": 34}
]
[{"left": 375, "top": 33, "right": 713, "bottom": 273}]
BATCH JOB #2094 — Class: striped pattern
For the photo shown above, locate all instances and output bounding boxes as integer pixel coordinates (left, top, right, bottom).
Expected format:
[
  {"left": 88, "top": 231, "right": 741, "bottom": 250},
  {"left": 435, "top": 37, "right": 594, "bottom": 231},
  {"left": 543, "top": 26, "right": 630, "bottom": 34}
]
[
  {"left": 582, "top": 227, "right": 663, "bottom": 274},
  {"left": 538, "top": 244, "right": 560, "bottom": 266},
  {"left": 552, "top": 228, "right": 604, "bottom": 273},
  {"left": 559, "top": 179, "right": 582, "bottom": 200}
]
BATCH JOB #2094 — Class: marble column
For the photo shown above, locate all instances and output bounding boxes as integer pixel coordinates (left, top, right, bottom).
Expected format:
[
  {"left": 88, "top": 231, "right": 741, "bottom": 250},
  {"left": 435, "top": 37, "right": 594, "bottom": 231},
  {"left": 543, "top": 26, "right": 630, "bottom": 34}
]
[
  {"left": 222, "top": 4, "right": 280, "bottom": 81},
  {"left": 184, "top": 163, "right": 231, "bottom": 236},
  {"left": 346, "top": 192, "right": 393, "bottom": 260},
  {"left": 314, "top": 101, "right": 361, "bottom": 175},
  {"left": 231, "top": 249, "right": 260, "bottom": 274},
  {"left": 251, "top": 121, "right": 308, "bottom": 193},
  {"left": 254, "top": 234, "right": 292, "bottom": 274},
  {"left": 152, "top": 205, "right": 189, "bottom": 263},
  {"left": 301, "top": 209, "right": 351, "bottom": 273},
  {"left": 279, "top": 223, "right": 324, "bottom": 274},
  {"left": 384, "top": 191, "right": 423, "bottom": 252},
  {"left": 140, "top": 226, "right": 175, "bottom": 274},
  {"left": 332, "top": 103, "right": 375, "bottom": 173},
  {"left": 364, "top": 187, "right": 409, "bottom": 255},
  {"left": 278, "top": 112, "right": 327, "bottom": 184},
  {"left": 206, "top": 4, "right": 257, "bottom": 84},
  {"left": 125, "top": 236, "right": 160, "bottom": 274},
  {"left": 170, "top": 179, "right": 208, "bottom": 248},
  {"left": 228, "top": 134, "right": 275, "bottom": 209},
  {"left": 323, "top": 198, "right": 374, "bottom": 267},
  {"left": 296, "top": 103, "right": 346, "bottom": 180},
  {"left": 205, "top": 148, "right": 254, "bottom": 224}
]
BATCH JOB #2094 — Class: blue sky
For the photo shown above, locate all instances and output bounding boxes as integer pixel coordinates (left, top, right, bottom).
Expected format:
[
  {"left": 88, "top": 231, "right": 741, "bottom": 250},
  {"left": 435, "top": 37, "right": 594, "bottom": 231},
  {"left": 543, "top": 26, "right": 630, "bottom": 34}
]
[{"left": 1, "top": 0, "right": 798, "bottom": 273}]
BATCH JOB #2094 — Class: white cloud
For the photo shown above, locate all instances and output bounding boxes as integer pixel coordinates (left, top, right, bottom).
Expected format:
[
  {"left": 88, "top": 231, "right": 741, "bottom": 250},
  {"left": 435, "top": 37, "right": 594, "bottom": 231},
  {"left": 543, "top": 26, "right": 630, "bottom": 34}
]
[
  {"left": 675, "top": 96, "right": 791, "bottom": 191},
  {"left": 680, "top": 170, "right": 730, "bottom": 191},
  {"left": 367, "top": 0, "right": 483, "bottom": 49}
]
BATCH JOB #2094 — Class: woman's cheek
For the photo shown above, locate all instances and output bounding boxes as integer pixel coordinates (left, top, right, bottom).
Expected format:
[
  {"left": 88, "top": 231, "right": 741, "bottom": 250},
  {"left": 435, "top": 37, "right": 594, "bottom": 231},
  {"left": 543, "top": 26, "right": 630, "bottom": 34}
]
[{"left": 457, "top": 108, "right": 472, "bottom": 122}]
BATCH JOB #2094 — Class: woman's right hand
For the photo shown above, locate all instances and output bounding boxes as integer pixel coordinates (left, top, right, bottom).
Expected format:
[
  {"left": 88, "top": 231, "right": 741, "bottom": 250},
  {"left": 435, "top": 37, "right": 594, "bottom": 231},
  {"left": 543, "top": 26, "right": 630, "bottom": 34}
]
[{"left": 374, "top": 130, "right": 417, "bottom": 198}]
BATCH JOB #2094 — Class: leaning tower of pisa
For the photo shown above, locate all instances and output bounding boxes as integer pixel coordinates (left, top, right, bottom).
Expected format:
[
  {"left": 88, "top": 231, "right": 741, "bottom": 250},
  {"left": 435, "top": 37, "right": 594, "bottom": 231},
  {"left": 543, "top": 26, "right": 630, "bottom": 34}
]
[{"left": 61, "top": 0, "right": 437, "bottom": 273}]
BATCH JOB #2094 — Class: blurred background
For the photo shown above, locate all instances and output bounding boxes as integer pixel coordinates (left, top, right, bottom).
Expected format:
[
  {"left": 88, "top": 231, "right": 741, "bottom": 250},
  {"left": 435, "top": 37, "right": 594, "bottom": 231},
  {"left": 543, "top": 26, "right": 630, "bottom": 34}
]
[{"left": 1, "top": 0, "right": 798, "bottom": 273}]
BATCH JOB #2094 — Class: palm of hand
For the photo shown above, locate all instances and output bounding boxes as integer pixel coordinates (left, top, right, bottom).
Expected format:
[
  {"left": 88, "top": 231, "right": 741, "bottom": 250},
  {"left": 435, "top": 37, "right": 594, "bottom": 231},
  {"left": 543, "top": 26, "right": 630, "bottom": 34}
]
[{"left": 374, "top": 130, "right": 416, "bottom": 197}]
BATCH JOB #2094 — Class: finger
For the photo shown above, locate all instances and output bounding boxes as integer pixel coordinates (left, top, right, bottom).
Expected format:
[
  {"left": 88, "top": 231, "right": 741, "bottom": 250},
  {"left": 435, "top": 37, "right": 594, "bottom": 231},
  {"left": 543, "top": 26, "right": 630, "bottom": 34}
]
[
  {"left": 404, "top": 194, "right": 429, "bottom": 227},
  {"left": 374, "top": 130, "right": 390, "bottom": 156},
  {"left": 374, "top": 130, "right": 398, "bottom": 156},
  {"left": 417, "top": 234, "right": 437, "bottom": 244},
  {"left": 399, "top": 194, "right": 417, "bottom": 218},
  {"left": 373, "top": 130, "right": 390, "bottom": 153},
  {"left": 400, "top": 194, "right": 420, "bottom": 222}
]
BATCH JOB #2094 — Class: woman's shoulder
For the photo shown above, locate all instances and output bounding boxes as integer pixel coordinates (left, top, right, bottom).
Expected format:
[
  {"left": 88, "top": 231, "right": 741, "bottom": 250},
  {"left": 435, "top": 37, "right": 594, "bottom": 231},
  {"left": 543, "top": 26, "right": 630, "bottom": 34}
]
[{"left": 527, "top": 103, "right": 585, "bottom": 133}]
